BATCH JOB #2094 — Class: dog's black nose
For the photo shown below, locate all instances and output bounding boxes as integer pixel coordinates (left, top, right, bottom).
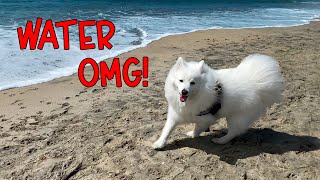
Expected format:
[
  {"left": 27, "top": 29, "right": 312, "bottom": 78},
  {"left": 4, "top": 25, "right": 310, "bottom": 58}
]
[{"left": 182, "top": 89, "right": 188, "bottom": 95}]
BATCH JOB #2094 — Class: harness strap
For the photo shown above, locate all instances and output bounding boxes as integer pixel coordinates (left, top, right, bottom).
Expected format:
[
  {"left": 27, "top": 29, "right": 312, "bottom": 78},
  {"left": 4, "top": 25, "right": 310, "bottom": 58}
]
[{"left": 197, "top": 81, "right": 222, "bottom": 116}]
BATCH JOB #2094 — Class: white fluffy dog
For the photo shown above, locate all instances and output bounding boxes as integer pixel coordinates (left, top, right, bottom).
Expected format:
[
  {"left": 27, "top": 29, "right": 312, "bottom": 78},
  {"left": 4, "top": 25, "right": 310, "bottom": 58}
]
[{"left": 153, "top": 54, "right": 284, "bottom": 149}]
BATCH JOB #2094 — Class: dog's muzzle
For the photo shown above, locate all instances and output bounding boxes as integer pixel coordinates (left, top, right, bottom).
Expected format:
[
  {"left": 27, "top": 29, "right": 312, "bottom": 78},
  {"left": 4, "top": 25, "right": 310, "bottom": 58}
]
[{"left": 180, "top": 89, "right": 188, "bottom": 102}]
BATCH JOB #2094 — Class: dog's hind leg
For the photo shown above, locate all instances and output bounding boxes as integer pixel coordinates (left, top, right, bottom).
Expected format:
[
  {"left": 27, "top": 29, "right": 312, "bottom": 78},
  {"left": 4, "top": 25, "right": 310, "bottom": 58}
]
[
  {"left": 211, "top": 115, "right": 254, "bottom": 144},
  {"left": 187, "top": 114, "right": 215, "bottom": 138}
]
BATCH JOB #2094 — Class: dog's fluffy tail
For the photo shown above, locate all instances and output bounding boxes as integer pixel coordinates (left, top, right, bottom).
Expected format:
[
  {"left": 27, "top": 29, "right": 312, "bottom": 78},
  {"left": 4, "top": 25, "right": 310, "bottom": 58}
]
[{"left": 237, "top": 54, "right": 284, "bottom": 107}]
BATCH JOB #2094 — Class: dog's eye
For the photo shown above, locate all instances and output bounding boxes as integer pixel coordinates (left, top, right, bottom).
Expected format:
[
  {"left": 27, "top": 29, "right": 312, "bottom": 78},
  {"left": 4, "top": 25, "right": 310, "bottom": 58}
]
[
  {"left": 190, "top": 82, "right": 195, "bottom": 85},
  {"left": 179, "top": 80, "right": 183, "bottom": 82}
]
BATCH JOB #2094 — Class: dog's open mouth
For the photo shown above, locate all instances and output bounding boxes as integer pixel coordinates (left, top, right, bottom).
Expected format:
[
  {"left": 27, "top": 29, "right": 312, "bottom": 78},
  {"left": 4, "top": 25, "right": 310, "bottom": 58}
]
[{"left": 180, "top": 95, "right": 188, "bottom": 102}]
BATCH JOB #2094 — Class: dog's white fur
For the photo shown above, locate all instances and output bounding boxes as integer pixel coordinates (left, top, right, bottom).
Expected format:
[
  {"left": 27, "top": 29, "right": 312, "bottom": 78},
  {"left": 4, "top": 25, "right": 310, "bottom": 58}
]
[{"left": 153, "top": 54, "right": 284, "bottom": 149}]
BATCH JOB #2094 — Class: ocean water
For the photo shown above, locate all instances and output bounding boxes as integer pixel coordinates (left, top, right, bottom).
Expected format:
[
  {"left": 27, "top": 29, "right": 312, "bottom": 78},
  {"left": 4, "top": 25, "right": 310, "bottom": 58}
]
[{"left": 0, "top": 0, "right": 319, "bottom": 91}]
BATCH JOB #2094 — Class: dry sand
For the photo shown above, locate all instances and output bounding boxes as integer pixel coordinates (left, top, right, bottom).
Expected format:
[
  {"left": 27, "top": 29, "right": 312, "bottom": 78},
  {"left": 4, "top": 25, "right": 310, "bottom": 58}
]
[{"left": 0, "top": 21, "right": 319, "bottom": 179}]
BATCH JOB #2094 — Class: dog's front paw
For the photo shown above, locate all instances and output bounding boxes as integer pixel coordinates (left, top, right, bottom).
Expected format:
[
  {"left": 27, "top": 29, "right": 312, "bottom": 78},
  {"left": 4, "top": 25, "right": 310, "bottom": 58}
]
[
  {"left": 186, "top": 131, "right": 198, "bottom": 138},
  {"left": 152, "top": 140, "right": 165, "bottom": 149}
]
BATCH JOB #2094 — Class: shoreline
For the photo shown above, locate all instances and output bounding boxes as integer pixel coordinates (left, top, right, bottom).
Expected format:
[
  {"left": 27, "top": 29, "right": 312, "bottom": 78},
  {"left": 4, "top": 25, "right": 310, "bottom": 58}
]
[
  {"left": 1, "top": 18, "right": 319, "bottom": 92},
  {"left": 1, "top": 21, "right": 319, "bottom": 179}
]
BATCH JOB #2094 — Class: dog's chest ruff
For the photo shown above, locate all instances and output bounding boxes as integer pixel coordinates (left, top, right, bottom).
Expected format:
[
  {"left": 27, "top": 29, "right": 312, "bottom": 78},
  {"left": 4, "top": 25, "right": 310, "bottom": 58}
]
[{"left": 197, "top": 82, "right": 222, "bottom": 116}]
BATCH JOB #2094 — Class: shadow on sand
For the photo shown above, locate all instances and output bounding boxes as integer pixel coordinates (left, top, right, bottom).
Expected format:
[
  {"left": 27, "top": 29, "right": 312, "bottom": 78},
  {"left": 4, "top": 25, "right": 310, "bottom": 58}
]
[{"left": 163, "top": 128, "right": 320, "bottom": 165}]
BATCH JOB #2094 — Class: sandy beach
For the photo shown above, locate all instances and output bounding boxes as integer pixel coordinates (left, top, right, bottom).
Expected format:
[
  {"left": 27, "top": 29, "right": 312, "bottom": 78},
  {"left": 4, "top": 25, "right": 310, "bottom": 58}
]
[{"left": 0, "top": 21, "right": 319, "bottom": 179}]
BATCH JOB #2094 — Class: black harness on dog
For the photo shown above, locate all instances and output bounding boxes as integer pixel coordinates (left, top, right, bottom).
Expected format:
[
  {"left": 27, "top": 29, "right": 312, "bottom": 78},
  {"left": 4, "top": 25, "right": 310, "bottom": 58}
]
[{"left": 197, "top": 81, "right": 222, "bottom": 116}]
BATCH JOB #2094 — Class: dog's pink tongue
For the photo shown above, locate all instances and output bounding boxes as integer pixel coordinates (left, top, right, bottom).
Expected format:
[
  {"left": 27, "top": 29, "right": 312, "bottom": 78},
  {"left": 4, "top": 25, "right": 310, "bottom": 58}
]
[{"left": 180, "top": 95, "right": 188, "bottom": 102}]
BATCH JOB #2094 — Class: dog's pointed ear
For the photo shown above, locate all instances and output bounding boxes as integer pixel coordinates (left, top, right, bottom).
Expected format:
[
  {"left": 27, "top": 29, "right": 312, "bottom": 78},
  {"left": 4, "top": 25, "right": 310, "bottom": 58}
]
[
  {"left": 198, "top": 60, "right": 205, "bottom": 73},
  {"left": 176, "top": 57, "right": 185, "bottom": 66}
]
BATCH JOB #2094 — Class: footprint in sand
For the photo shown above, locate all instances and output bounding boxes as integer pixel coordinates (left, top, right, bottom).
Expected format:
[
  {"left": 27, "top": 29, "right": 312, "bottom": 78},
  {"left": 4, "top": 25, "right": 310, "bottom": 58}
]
[
  {"left": 61, "top": 102, "right": 70, "bottom": 108},
  {"left": 1, "top": 114, "right": 8, "bottom": 122},
  {"left": 79, "top": 90, "right": 87, "bottom": 94},
  {"left": 11, "top": 100, "right": 22, "bottom": 105},
  {"left": 79, "top": 99, "right": 88, "bottom": 102},
  {"left": 92, "top": 88, "right": 102, "bottom": 93}
]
